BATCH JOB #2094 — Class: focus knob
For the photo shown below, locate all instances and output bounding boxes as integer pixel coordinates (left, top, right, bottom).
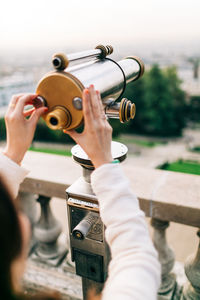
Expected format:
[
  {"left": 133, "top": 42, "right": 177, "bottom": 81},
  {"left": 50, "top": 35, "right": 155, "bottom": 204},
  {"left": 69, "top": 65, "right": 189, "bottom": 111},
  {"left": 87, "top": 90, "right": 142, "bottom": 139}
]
[{"left": 119, "top": 98, "right": 136, "bottom": 123}]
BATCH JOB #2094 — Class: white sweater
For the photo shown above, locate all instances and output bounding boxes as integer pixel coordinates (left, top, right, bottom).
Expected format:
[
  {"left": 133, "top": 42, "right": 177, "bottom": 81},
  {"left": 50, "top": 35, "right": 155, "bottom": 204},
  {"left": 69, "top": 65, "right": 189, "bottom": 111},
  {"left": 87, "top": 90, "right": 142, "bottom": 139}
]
[
  {"left": 0, "top": 153, "right": 161, "bottom": 299},
  {"left": 91, "top": 164, "right": 161, "bottom": 300},
  {"left": 0, "top": 153, "right": 28, "bottom": 199}
]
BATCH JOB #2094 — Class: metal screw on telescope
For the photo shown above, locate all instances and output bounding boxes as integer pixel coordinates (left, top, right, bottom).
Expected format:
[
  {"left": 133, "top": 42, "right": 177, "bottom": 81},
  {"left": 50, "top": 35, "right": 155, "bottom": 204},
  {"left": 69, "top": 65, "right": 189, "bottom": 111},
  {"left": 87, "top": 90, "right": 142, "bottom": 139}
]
[{"left": 72, "top": 97, "right": 83, "bottom": 110}]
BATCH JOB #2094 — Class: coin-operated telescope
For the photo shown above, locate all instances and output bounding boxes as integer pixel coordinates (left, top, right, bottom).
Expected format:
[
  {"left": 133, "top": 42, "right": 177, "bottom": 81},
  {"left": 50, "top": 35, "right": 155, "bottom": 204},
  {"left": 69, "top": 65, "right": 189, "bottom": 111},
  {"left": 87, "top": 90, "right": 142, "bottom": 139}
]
[
  {"left": 35, "top": 44, "right": 144, "bottom": 130},
  {"left": 35, "top": 45, "right": 144, "bottom": 299}
]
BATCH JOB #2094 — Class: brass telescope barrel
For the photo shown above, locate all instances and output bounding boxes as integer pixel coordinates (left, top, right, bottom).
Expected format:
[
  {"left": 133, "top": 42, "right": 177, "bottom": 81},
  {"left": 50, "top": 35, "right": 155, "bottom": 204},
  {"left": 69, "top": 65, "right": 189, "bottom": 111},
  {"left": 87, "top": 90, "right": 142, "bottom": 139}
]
[{"left": 36, "top": 45, "right": 144, "bottom": 131}]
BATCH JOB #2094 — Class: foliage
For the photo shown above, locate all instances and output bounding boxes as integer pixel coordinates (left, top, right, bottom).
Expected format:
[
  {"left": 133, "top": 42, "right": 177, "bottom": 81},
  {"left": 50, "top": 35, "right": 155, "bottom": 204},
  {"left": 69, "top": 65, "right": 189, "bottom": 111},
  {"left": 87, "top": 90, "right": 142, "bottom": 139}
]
[
  {"left": 191, "top": 146, "right": 200, "bottom": 153},
  {"left": 0, "top": 118, "right": 6, "bottom": 141},
  {"left": 187, "top": 96, "right": 200, "bottom": 122},
  {"left": 163, "top": 66, "right": 186, "bottom": 134},
  {"left": 29, "top": 146, "right": 72, "bottom": 156},
  {"left": 33, "top": 119, "right": 74, "bottom": 144},
  {"left": 113, "top": 135, "right": 164, "bottom": 147},
  {"left": 109, "top": 119, "right": 128, "bottom": 137},
  {"left": 159, "top": 159, "right": 200, "bottom": 175},
  {"left": 121, "top": 64, "right": 187, "bottom": 137},
  {"left": 0, "top": 118, "right": 75, "bottom": 144}
]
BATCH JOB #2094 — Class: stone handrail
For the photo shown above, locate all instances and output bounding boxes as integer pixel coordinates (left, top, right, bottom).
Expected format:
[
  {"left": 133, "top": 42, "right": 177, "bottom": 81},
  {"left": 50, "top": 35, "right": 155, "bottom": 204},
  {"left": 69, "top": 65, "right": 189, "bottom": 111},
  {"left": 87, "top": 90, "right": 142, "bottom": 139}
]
[{"left": 20, "top": 151, "right": 200, "bottom": 227}]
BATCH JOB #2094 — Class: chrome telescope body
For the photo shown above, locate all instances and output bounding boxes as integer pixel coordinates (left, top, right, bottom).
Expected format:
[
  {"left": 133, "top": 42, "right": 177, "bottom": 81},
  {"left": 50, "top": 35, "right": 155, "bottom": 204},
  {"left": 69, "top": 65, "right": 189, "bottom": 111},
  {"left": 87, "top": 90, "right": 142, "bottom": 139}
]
[{"left": 35, "top": 44, "right": 144, "bottom": 131}]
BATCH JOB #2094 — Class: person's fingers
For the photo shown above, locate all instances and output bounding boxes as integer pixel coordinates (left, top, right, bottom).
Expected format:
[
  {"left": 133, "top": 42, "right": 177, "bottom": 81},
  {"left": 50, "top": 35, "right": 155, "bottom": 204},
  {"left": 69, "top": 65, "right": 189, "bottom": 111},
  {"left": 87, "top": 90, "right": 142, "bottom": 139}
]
[
  {"left": 96, "top": 90, "right": 104, "bottom": 111},
  {"left": 28, "top": 106, "right": 48, "bottom": 126},
  {"left": 89, "top": 85, "right": 101, "bottom": 118},
  {"left": 96, "top": 90, "right": 106, "bottom": 117},
  {"left": 95, "top": 90, "right": 108, "bottom": 124},
  {"left": 82, "top": 88, "right": 93, "bottom": 126},
  {"left": 6, "top": 94, "right": 24, "bottom": 114},
  {"left": 23, "top": 107, "right": 35, "bottom": 117},
  {"left": 15, "top": 94, "right": 38, "bottom": 115},
  {"left": 63, "top": 129, "right": 81, "bottom": 144}
]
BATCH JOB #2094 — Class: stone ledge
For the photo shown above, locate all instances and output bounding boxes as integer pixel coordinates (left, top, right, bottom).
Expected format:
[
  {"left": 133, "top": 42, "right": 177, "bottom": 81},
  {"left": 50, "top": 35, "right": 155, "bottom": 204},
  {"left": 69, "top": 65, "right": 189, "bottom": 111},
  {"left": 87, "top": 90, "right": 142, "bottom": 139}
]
[
  {"left": 23, "top": 258, "right": 186, "bottom": 300},
  {"left": 23, "top": 259, "right": 82, "bottom": 300},
  {"left": 20, "top": 151, "right": 200, "bottom": 227}
]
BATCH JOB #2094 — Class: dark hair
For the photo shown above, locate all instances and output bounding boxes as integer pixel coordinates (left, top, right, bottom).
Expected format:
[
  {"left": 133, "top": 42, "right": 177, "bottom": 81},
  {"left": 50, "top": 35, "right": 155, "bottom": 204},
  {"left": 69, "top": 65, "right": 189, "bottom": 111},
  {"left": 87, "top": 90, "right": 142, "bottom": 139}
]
[
  {"left": 0, "top": 177, "right": 60, "bottom": 300},
  {"left": 0, "top": 177, "right": 22, "bottom": 299}
]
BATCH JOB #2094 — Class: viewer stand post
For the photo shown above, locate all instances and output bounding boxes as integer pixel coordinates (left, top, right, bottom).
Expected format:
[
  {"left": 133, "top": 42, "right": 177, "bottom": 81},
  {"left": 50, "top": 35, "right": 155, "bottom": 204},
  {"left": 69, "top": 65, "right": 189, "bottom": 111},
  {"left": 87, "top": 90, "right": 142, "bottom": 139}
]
[{"left": 66, "top": 141, "right": 128, "bottom": 299}]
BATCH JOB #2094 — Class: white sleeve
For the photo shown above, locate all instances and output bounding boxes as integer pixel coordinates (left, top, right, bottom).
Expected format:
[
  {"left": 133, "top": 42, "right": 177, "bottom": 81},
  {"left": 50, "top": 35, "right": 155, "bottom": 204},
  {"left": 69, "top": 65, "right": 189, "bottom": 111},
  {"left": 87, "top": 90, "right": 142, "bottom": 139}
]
[
  {"left": 0, "top": 153, "right": 29, "bottom": 199},
  {"left": 91, "top": 163, "right": 161, "bottom": 300}
]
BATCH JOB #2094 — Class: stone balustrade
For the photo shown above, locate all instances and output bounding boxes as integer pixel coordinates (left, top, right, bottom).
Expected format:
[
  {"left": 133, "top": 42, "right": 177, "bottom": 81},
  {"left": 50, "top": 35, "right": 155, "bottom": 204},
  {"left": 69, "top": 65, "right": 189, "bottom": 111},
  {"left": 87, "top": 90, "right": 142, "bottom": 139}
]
[{"left": 19, "top": 151, "right": 200, "bottom": 299}]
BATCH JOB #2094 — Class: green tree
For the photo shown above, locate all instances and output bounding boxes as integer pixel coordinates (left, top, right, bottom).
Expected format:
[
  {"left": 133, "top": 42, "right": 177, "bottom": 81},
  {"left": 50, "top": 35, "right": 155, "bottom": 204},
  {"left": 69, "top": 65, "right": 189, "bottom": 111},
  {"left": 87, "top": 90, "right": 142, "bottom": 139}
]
[
  {"left": 164, "top": 66, "right": 186, "bottom": 134},
  {"left": 33, "top": 119, "right": 74, "bottom": 143},
  {"left": 188, "top": 96, "right": 200, "bottom": 122},
  {"left": 122, "top": 64, "right": 187, "bottom": 136},
  {"left": 0, "top": 118, "right": 6, "bottom": 141}
]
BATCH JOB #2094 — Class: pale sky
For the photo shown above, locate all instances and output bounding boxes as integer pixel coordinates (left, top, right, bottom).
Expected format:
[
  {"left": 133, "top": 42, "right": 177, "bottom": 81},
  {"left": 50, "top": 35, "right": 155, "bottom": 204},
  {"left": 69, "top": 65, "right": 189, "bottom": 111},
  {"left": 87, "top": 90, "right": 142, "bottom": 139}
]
[{"left": 0, "top": 0, "right": 200, "bottom": 52}]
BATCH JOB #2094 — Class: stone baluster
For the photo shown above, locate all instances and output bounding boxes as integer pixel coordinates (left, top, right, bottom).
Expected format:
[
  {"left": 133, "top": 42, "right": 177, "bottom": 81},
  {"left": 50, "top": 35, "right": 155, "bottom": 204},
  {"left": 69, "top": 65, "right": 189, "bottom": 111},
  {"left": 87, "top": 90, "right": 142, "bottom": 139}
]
[
  {"left": 181, "top": 229, "right": 200, "bottom": 299},
  {"left": 151, "top": 218, "right": 182, "bottom": 299},
  {"left": 33, "top": 195, "right": 68, "bottom": 266},
  {"left": 19, "top": 191, "right": 38, "bottom": 253}
]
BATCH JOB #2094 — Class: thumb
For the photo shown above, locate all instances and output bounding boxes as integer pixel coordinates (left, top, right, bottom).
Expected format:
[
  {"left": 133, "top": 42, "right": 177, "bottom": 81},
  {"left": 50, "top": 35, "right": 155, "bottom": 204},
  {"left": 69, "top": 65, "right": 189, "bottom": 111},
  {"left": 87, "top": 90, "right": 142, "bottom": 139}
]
[{"left": 29, "top": 107, "right": 48, "bottom": 125}]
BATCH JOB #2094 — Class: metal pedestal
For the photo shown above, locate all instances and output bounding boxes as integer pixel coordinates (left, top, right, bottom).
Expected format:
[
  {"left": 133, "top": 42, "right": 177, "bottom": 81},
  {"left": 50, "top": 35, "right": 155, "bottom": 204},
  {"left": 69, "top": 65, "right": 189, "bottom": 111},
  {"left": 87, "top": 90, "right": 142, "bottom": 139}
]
[{"left": 66, "top": 141, "right": 127, "bottom": 299}]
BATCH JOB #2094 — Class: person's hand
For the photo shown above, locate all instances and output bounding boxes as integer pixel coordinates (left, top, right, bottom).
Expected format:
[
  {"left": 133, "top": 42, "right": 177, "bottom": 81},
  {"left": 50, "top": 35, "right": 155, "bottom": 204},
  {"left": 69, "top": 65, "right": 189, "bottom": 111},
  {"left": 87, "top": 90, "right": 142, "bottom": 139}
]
[
  {"left": 3, "top": 93, "right": 48, "bottom": 164},
  {"left": 64, "top": 85, "right": 113, "bottom": 169}
]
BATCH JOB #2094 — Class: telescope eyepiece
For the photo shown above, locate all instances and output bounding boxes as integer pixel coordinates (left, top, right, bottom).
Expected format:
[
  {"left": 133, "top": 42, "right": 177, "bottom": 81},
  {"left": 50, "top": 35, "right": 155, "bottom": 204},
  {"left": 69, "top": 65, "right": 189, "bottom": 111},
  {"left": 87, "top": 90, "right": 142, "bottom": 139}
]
[
  {"left": 45, "top": 106, "right": 72, "bottom": 130},
  {"left": 49, "top": 117, "right": 58, "bottom": 126},
  {"left": 52, "top": 53, "right": 69, "bottom": 70},
  {"left": 52, "top": 57, "right": 62, "bottom": 68}
]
